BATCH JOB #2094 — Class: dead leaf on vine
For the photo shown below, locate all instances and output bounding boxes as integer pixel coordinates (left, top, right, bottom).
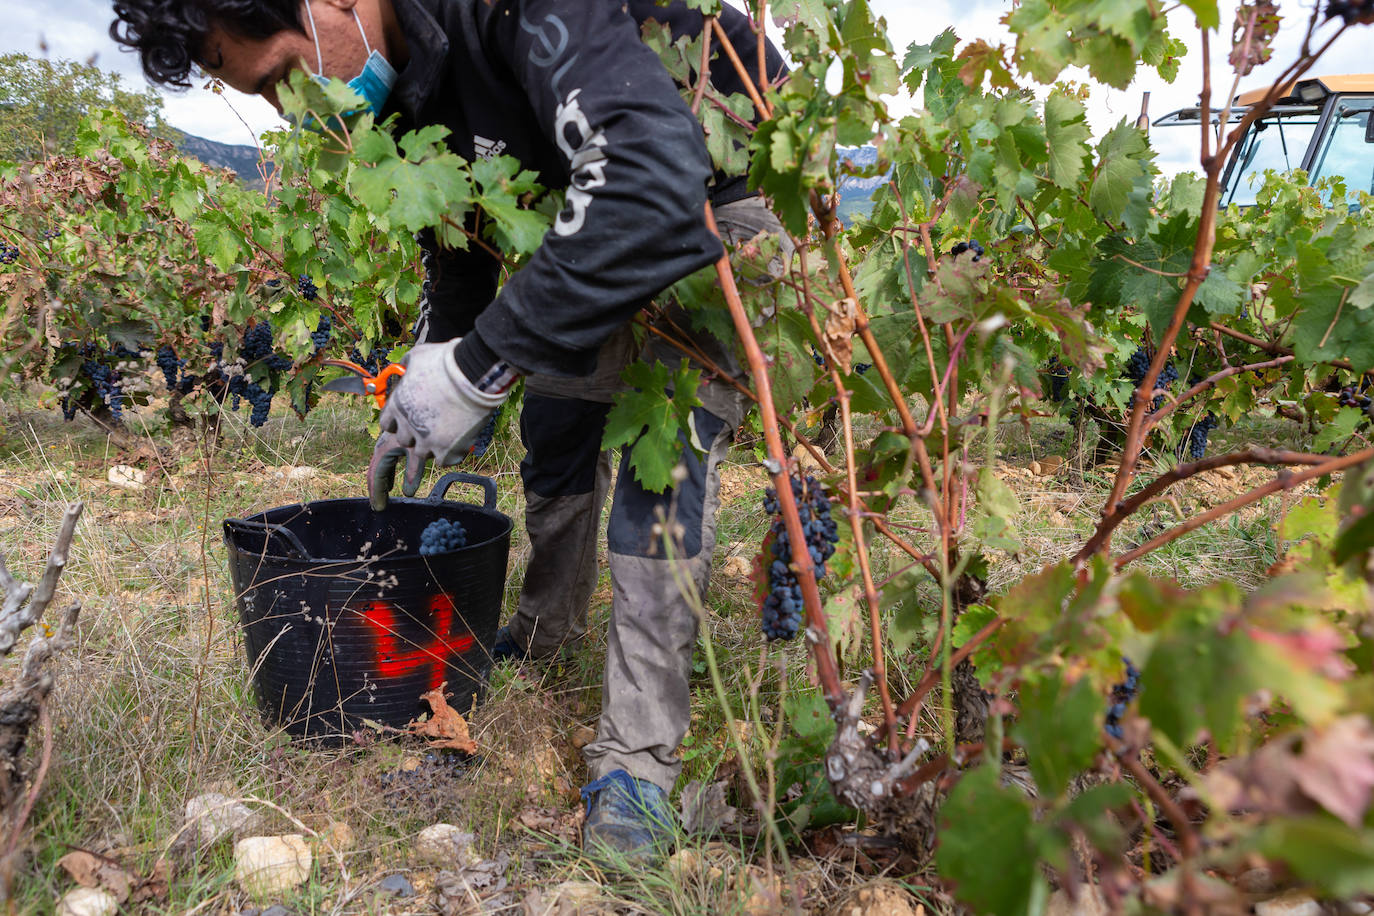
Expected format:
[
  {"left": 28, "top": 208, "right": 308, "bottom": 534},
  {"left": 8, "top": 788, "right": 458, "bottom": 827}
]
[
  {"left": 407, "top": 683, "right": 477, "bottom": 754},
  {"left": 58, "top": 850, "right": 133, "bottom": 902},
  {"left": 823, "top": 297, "right": 857, "bottom": 376},
  {"left": 1292, "top": 715, "right": 1374, "bottom": 828}
]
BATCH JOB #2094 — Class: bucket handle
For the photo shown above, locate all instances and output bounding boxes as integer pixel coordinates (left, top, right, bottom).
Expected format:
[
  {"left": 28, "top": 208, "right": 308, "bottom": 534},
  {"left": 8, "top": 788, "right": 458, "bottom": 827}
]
[
  {"left": 428, "top": 472, "right": 497, "bottom": 510},
  {"left": 222, "top": 518, "right": 316, "bottom": 561}
]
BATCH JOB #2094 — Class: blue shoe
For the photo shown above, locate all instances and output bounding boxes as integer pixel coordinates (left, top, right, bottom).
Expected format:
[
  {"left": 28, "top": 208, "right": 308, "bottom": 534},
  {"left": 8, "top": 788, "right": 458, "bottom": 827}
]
[
  {"left": 491, "top": 625, "right": 526, "bottom": 663},
  {"left": 580, "top": 770, "right": 675, "bottom": 867}
]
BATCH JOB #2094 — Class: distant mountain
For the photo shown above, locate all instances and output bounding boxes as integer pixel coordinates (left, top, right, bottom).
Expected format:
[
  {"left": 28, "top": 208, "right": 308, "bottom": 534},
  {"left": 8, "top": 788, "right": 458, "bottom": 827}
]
[
  {"left": 835, "top": 145, "right": 886, "bottom": 224},
  {"left": 172, "top": 130, "right": 268, "bottom": 187}
]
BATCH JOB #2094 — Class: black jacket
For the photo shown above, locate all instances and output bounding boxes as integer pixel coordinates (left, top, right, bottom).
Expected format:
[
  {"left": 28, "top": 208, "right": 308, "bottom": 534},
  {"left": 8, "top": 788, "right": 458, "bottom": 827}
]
[{"left": 385, "top": 0, "right": 785, "bottom": 377}]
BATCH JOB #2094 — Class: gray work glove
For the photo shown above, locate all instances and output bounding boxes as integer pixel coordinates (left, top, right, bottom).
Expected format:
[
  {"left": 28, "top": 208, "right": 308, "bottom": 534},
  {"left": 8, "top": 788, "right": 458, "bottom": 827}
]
[{"left": 367, "top": 339, "right": 509, "bottom": 510}]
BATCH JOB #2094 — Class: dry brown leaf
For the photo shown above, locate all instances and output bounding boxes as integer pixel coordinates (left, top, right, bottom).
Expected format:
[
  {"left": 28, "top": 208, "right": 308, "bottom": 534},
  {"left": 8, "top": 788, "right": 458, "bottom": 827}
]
[
  {"left": 406, "top": 683, "right": 478, "bottom": 753},
  {"left": 130, "top": 857, "right": 172, "bottom": 904},
  {"left": 57, "top": 850, "right": 133, "bottom": 902},
  {"left": 823, "top": 296, "right": 857, "bottom": 376},
  {"left": 1292, "top": 715, "right": 1374, "bottom": 828}
]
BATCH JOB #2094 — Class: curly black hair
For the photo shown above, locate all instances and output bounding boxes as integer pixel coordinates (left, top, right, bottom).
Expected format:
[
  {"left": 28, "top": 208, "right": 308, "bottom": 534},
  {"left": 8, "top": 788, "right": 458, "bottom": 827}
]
[{"left": 109, "top": 0, "right": 304, "bottom": 88}]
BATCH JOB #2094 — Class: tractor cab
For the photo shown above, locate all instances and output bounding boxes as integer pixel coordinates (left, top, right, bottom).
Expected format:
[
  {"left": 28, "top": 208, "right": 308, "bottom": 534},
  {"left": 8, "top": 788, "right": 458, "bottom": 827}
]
[{"left": 1155, "top": 75, "right": 1374, "bottom": 206}]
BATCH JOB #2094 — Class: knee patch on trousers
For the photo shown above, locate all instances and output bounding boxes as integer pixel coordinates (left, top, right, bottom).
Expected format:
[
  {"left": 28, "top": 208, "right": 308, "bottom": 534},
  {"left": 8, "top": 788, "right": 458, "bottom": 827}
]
[
  {"left": 520, "top": 394, "right": 613, "bottom": 499},
  {"left": 608, "top": 407, "right": 727, "bottom": 559}
]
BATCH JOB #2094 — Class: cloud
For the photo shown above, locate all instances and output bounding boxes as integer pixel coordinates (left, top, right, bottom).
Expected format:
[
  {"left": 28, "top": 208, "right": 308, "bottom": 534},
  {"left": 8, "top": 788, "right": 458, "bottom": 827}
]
[{"left": 0, "top": 0, "right": 282, "bottom": 145}]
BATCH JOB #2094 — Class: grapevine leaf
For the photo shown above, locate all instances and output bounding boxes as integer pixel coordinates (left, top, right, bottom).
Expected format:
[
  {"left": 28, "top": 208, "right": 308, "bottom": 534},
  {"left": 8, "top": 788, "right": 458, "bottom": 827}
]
[
  {"left": 1253, "top": 817, "right": 1374, "bottom": 898},
  {"left": 1313, "top": 408, "right": 1363, "bottom": 453},
  {"left": 936, "top": 766, "right": 1050, "bottom": 916},
  {"left": 1043, "top": 92, "right": 1090, "bottom": 189},
  {"left": 1013, "top": 672, "right": 1102, "bottom": 797},
  {"left": 972, "top": 468, "right": 1022, "bottom": 553},
  {"left": 602, "top": 359, "right": 703, "bottom": 493},
  {"left": 1177, "top": 0, "right": 1221, "bottom": 29},
  {"left": 1088, "top": 122, "right": 1153, "bottom": 220},
  {"left": 470, "top": 155, "right": 548, "bottom": 256}
]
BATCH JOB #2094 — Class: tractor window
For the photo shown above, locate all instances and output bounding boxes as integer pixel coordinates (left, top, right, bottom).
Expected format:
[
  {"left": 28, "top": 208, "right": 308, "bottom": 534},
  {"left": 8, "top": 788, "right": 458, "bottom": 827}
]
[
  {"left": 1308, "top": 97, "right": 1374, "bottom": 200},
  {"left": 1223, "top": 111, "right": 1320, "bottom": 206}
]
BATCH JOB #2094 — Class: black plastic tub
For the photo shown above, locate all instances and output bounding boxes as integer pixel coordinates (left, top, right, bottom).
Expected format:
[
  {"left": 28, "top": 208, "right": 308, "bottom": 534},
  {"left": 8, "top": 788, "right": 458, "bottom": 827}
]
[{"left": 223, "top": 472, "right": 510, "bottom": 741}]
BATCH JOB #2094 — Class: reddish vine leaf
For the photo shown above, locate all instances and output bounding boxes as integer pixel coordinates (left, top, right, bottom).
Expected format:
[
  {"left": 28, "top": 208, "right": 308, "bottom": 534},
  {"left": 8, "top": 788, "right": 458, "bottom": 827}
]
[
  {"left": 1291, "top": 716, "right": 1374, "bottom": 828},
  {"left": 407, "top": 684, "right": 478, "bottom": 754}
]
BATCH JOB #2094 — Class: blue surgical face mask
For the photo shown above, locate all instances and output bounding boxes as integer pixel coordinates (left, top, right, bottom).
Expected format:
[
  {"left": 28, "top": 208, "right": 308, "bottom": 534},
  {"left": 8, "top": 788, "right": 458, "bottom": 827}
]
[{"left": 302, "top": 4, "right": 397, "bottom": 118}]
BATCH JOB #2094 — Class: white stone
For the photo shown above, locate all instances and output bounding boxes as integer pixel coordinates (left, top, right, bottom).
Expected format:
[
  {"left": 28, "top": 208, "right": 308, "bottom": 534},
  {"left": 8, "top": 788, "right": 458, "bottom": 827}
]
[
  {"left": 106, "top": 465, "right": 146, "bottom": 489},
  {"left": 415, "top": 823, "right": 476, "bottom": 868},
  {"left": 234, "top": 835, "right": 312, "bottom": 899},
  {"left": 286, "top": 466, "right": 318, "bottom": 481},
  {"left": 1255, "top": 892, "right": 1323, "bottom": 916},
  {"left": 185, "top": 792, "right": 258, "bottom": 847},
  {"left": 56, "top": 887, "right": 119, "bottom": 916},
  {"left": 319, "top": 820, "right": 355, "bottom": 852},
  {"left": 1047, "top": 887, "right": 1108, "bottom": 916}
]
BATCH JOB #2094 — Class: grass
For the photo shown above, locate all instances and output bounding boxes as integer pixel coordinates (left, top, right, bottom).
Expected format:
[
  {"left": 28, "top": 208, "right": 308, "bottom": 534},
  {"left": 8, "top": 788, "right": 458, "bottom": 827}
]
[{"left": 0, "top": 388, "right": 1325, "bottom": 914}]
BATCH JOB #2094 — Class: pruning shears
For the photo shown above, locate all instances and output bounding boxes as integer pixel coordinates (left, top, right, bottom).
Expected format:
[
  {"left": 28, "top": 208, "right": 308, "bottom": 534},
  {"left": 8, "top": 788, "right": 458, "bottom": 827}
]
[{"left": 320, "top": 358, "right": 405, "bottom": 408}]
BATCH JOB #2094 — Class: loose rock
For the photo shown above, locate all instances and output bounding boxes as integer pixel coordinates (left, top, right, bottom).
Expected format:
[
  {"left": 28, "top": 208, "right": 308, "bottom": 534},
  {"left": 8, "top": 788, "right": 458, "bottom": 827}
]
[
  {"left": 1256, "top": 892, "right": 1323, "bottom": 916},
  {"left": 185, "top": 793, "right": 259, "bottom": 848},
  {"left": 721, "top": 555, "right": 753, "bottom": 580},
  {"left": 1046, "top": 886, "right": 1108, "bottom": 916},
  {"left": 415, "top": 823, "right": 477, "bottom": 868},
  {"left": 831, "top": 880, "right": 923, "bottom": 916},
  {"left": 570, "top": 726, "right": 597, "bottom": 750},
  {"left": 319, "top": 820, "right": 355, "bottom": 852},
  {"left": 56, "top": 888, "right": 119, "bottom": 916},
  {"left": 378, "top": 873, "right": 416, "bottom": 898},
  {"left": 1236, "top": 867, "right": 1275, "bottom": 895},
  {"left": 107, "top": 465, "right": 146, "bottom": 490},
  {"left": 234, "top": 835, "right": 312, "bottom": 899}
]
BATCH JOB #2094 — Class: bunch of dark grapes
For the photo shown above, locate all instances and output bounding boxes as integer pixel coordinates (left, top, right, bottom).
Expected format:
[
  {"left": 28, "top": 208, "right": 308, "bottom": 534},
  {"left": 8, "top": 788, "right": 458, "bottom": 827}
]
[
  {"left": 298, "top": 274, "right": 318, "bottom": 301},
  {"left": 1046, "top": 356, "right": 1070, "bottom": 403},
  {"left": 1338, "top": 386, "right": 1373, "bottom": 411},
  {"left": 950, "top": 239, "right": 984, "bottom": 262},
  {"left": 349, "top": 345, "right": 391, "bottom": 375},
  {"left": 1326, "top": 0, "right": 1374, "bottom": 24},
  {"left": 760, "top": 476, "right": 838, "bottom": 641},
  {"left": 1124, "top": 346, "right": 1176, "bottom": 410},
  {"left": 811, "top": 346, "right": 871, "bottom": 375},
  {"left": 242, "top": 321, "right": 274, "bottom": 363},
  {"left": 60, "top": 397, "right": 78, "bottom": 421},
  {"left": 1183, "top": 413, "right": 1219, "bottom": 461},
  {"left": 0, "top": 244, "right": 19, "bottom": 264},
  {"left": 41, "top": 228, "right": 61, "bottom": 241},
  {"left": 469, "top": 408, "right": 500, "bottom": 460},
  {"left": 419, "top": 518, "right": 468, "bottom": 555},
  {"left": 311, "top": 315, "right": 333, "bottom": 351},
  {"left": 1104, "top": 658, "right": 1142, "bottom": 740},
  {"left": 245, "top": 381, "right": 274, "bottom": 427},
  {"left": 81, "top": 360, "right": 124, "bottom": 419},
  {"left": 154, "top": 346, "right": 183, "bottom": 390}
]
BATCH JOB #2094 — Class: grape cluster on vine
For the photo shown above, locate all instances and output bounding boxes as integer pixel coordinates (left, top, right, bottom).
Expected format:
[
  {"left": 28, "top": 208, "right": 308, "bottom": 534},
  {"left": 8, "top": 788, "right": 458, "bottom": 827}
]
[
  {"left": 349, "top": 344, "right": 392, "bottom": 375},
  {"left": 950, "top": 239, "right": 984, "bottom": 262},
  {"left": 1124, "top": 346, "right": 1176, "bottom": 410},
  {"left": 1326, "top": 0, "right": 1374, "bottom": 24},
  {"left": 1338, "top": 386, "right": 1373, "bottom": 413},
  {"left": 298, "top": 274, "right": 318, "bottom": 301},
  {"left": 1183, "top": 413, "right": 1219, "bottom": 461},
  {"left": 155, "top": 346, "right": 184, "bottom": 391},
  {"left": 241, "top": 319, "right": 293, "bottom": 372},
  {"left": 0, "top": 244, "right": 19, "bottom": 264},
  {"left": 81, "top": 359, "right": 124, "bottom": 420},
  {"left": 760, "top": 476, "right": 838, "bottom": 641},
  {"left": 41, "top": 228, "right": 61, "bottom": 241},
  {"left": 311, "top": 315, "right": 333, "bottom": 351},
  {"left": 419, "top": 518, "right": 467, "bottom": 556},
  {"left": 1104, "top": 658, "right": 1142, "bottom": 740}
]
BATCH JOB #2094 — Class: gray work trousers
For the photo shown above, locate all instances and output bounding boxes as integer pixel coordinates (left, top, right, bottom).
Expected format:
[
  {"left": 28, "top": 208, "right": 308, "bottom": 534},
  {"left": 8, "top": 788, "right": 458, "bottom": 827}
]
[{"left": 509, "top": 196, "right": 786, "bottom": 791}]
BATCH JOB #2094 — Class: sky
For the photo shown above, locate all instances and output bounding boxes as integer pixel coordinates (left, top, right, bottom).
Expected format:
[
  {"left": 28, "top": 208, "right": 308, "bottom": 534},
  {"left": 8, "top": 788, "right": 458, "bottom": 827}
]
[{"left": 3, "top": 0, "right": 1370, "bottom": 176}]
